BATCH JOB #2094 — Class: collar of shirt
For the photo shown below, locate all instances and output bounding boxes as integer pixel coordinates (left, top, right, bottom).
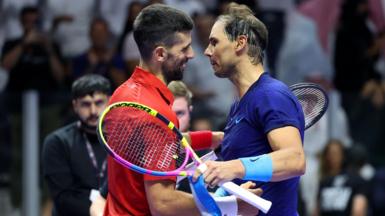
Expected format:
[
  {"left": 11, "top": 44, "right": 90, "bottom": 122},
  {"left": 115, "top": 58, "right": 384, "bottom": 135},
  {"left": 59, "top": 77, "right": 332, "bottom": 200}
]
[{"left": 130, "top": 66, "right": 174, "bottom": 105}]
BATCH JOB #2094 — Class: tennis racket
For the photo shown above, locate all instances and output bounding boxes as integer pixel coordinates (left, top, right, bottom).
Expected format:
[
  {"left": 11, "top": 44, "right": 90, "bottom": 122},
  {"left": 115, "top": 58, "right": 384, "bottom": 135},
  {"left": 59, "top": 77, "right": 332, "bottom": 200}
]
[
  {"left": 289, "top": 82, "right": 329, "bottom": 129},
  {"left": 97, "top": 102, "right": 272, "bottom": 213}
]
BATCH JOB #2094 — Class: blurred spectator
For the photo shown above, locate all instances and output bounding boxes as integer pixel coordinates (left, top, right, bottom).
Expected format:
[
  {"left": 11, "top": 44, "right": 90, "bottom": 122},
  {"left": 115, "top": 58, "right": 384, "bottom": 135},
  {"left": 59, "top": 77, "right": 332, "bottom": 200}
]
[
  {"left": 334, "top": 0, "right": 385, "bottom": 167},
  {"left": 168, "top": 81, "right": 193, "bottom": 132},
  {"left": 298, "top": 0, "right": 343, "bottom": 54},
  {"left": 164, "top": 0, "right": 204, "bottom": 16},
  {"left": 276, "top": 7, "right": 333, "bottom": 86},
  {"left": 256, "top": 0, "right": 295, "bottom": 73},
  {"left": 119, "top": 1, "right": 145, "bottom": 75},
  {"left": 1, "top": 6, "right": 66, "bottom": 94},
  {"left": 334, "top": 0, "right": 383, "bottom": 105},
  {"left": 191, "top": 117, "right": 213, "bottom": 131},
  {"left": 1, "top": 6, "right": 68, "bottom": 210},
  {"left": 300, "top": 89, "right": 352, "bottom": 216},
  {"left": 43, "top": 0, "right": 98, "bottom": 58},
  {"left": 315, "top": 140, "right": 369, "bottom": 216},
  {"left": 0, "top": 0, "right": 38, "bottom": 44},
  {"left": 43, "top": 74, "right": 111, "bottom": 216},
  {"left": 371, "top": 167, "right": 385, "bottom": 215},
  {"left": 368, "top": 0, "right": 385, "bottom": 33},
  {"left": 100, "top": 0, "right": 147, "bottom": 38},
  {"left": 184, "top": 11, "right": 235, "bottom": 129},
  {"left": 0, "top": 66, "right": 9, "bottom": 91},
  {"left": 0, "top": 75, "right": 13, "bottom": 216},
  {"left": 71, "top": 18, "right": 126, "bottom": 89}
]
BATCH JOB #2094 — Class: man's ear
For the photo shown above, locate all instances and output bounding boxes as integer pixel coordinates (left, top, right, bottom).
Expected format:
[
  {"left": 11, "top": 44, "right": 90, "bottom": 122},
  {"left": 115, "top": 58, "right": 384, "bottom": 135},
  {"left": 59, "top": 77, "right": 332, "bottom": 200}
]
[
  {"left": 189, "top": 105, "right": 193, "bottom": 112},
  {"left": 235, "top": 35, "right": 247, "bottom": 52},
  {"left": 154, "top": 46, "right": 168, "bottom": 62}
]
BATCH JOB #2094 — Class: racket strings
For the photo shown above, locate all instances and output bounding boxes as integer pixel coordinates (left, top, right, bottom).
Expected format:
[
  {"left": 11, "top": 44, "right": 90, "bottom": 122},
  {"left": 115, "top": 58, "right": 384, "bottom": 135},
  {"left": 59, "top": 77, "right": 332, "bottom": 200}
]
[
  {"left": 103, "top": 107, "right": 187, "bottom": 172},
  {"left": 292, "top": 87, "right": 327, "bottom": 127}
]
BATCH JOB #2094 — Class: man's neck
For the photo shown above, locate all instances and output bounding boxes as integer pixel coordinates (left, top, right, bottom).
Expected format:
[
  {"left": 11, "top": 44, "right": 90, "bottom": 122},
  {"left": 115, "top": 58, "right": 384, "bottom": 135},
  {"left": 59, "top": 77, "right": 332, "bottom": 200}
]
[
  {"left": 78, "top": 121, "right": 97, "bottom": 135},
  {"left": 138, "top": 60, "right": 167, "bottom": 84},
  {"left": 231, "top": 60, "right": 265, "bottom": 98}
]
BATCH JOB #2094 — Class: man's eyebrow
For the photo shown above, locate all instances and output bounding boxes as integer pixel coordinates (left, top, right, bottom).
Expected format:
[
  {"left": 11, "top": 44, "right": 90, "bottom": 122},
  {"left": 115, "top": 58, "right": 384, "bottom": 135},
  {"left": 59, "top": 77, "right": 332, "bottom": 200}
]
[
  {"left": 183, "top": 42, "right": 192, "bottom": 49},
  {"left": 209, "top": 37, "right": 217, "bottom": 42}
]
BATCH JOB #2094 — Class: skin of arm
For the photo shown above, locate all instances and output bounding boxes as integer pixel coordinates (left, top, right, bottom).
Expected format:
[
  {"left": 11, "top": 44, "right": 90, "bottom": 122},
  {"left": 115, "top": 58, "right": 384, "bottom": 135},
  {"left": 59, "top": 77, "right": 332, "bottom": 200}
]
[
  {"left": 1, "top": 43, "right": 24, "bottom": 70},
  {"left": 87, "top": 178, "right": 262, "bottom": 216},
  {"left": 195, "top": 126, "right": 305, "bottom": 185},
  {"left": 145, "top": 179, "right": 263, "bottom": 216},
  {"left": 89, "top": 193, "right": 106, "bottom": 216},
  {"left": 351, "top": 194, "right": 368, "bottom": 216},
  {"left": 144, "top": 179, "right": 200, "bottom": 216}
]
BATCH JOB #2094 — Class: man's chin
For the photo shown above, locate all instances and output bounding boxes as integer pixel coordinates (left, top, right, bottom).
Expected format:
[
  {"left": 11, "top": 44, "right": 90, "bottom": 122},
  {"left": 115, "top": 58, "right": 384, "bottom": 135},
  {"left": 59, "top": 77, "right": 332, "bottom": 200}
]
[{"left": 80, "top": 121, "right": 97, "bottom": 133}]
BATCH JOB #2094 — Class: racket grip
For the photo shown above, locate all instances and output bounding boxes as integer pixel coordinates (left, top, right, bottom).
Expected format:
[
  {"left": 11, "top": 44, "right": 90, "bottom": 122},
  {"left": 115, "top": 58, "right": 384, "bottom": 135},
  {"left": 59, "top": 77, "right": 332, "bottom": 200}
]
[
  {"left": 219, "top": 181, "right": 272, "bottom": 214},
  {"left": 197, "top": 164, "right": 272, "bottom": 213}
]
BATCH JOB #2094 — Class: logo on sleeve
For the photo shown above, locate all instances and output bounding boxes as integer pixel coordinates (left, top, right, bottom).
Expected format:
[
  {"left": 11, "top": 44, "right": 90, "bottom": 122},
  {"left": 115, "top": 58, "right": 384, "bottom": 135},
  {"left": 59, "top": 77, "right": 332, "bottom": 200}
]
[{"left": 250, "top": 157, "right": 260, "bottom": 162}]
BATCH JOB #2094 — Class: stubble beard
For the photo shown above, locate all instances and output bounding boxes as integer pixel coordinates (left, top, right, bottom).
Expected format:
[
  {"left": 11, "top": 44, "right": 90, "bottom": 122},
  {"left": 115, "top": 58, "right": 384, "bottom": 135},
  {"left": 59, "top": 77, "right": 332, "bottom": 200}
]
[{"left": 162, "top": 58, "right": 185, "bottom": 83}]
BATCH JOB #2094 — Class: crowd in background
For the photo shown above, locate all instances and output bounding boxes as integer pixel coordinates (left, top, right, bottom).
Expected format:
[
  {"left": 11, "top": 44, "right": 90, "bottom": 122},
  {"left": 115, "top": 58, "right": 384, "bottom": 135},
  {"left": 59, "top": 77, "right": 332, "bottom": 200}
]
[{"left": 1, "top": 0, "right": 385, "bottom": 215}]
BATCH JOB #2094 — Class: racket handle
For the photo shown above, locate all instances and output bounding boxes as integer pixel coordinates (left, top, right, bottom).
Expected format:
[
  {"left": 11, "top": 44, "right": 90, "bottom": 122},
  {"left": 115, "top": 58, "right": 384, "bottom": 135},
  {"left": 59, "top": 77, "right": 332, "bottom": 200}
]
[
  {"left": 219, "top": 181, "right": 272, "bottom": 214},
  {"left": 197, "top": 164, "right": 272, "bottom": 213}
]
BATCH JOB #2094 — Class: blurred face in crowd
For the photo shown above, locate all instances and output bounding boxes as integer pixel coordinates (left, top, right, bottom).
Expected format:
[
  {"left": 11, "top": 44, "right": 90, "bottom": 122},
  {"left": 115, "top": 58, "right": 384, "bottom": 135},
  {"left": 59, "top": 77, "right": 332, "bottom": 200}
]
[
  {"left": 21, "top": 11, "right": 40, "bottom": 33},
  {"left": 325, "top": 141, "right": 344, "bottom": 171},
  {"left": 172, "top": 97, "right": 192, "bottom": 132},
  {"left": 194, "top": 13, "right": 215, "bottom": 46},
  {"left": 90, "top": 20, "right": 110, "bottom": 49},
  {"left": 128, "top": 2, "right": 144, "bottom": 21},
  {"left": 205, "top": 20, "right": 237, "bottom": 78},
  {"left": 161, "top": 31, "right": 194, "bottom": 83},
  {"left": 192, "top": 118, "right": 212, "bottom": 131},
  {"left": 73, "top": 92, "right": 109, "bottom": 130}
]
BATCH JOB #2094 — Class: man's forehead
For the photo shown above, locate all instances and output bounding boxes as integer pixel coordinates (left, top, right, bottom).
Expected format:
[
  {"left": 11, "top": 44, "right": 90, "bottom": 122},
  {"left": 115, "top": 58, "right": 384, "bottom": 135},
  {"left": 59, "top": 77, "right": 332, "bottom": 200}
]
[
  {"left": 178, "top": 32, "right": 192, "bottom": 44},
  {"left": 76, "top": 92, "right": 108, "bottom": 101},
  {"left": 210, "top": 21, "right": 225, "bottom": 38}
]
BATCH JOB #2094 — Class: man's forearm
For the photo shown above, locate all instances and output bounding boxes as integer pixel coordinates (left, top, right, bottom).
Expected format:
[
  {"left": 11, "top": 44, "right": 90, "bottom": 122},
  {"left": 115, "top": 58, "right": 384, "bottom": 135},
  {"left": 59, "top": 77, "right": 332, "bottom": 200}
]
[{"left": 2, "top": 44, "right": 23, "bottom": 70}]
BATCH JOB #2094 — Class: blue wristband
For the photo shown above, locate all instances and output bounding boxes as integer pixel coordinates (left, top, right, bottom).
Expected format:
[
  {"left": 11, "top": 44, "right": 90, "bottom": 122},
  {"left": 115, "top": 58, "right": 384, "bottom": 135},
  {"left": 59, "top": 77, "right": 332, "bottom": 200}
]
[
  {"left": 188, "top": 176, "right": 221, "bottom": 216},
  {"left": 240, "top": 154, "right": 273, "bottom": 182}
]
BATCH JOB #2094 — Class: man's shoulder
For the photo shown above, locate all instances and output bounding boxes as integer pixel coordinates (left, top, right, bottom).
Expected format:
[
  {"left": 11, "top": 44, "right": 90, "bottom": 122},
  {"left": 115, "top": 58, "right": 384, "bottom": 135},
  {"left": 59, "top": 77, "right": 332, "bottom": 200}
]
[
  {"left": 110, "top": 80, "right": 142, "bottom": 103},
  {"left": 1, "top": 38, "right": 23, "bottom": 55},
  {"left": 44, "top": 122, "right": 78, "bottom": 144}
]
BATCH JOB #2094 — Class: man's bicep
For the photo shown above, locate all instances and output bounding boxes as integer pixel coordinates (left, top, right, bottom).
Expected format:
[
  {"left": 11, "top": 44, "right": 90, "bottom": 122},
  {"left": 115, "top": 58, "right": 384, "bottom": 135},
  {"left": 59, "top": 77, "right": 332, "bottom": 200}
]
[
  {"left": 144, "top": 179, "right": 177, "bottom": 214},
  {"left": 144, "top": 179, "right": 199, "bottom": 215},
  {"left": 267, "top": 126, "right": 302, "bottom": 151}
]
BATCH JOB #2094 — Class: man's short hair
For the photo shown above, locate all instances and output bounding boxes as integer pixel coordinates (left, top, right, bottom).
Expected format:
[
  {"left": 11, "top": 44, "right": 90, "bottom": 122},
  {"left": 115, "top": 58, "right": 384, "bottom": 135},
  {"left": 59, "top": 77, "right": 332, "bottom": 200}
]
[
  {"left": 218, "top": 2, "right": 268, "bottom": 64},
  {"left": 71, "top": 74, "right": 111, "bottom": 99},
  {"left": 133, "top": 3, "right": 194, "bottom": 61},
  {"left": 168, "top": 81, "right": 193, "bottom": 106},
  {"left": 20, "top": 6, "right": 39, "bottom": 18}
]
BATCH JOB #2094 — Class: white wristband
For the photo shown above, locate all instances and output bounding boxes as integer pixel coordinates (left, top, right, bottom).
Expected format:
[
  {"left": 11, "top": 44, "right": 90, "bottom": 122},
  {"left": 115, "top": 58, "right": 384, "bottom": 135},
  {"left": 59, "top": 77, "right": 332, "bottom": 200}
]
[{"left": 213, "top": 195, "right": 238, "bottom": 216}]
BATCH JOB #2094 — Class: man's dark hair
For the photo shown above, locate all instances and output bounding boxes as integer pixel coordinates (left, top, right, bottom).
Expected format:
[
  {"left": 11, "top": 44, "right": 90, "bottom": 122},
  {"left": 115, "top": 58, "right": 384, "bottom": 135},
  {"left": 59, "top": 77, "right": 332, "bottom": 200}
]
[
  {"left": 20, "top": 6, "right": 39, "bottom": 19},
  {"left": 133, "top": 3, "right": 194, "bottom": 60},
  {"left": 71, "top": 74, "right": 111, "bottom": 99},
  {"left": 218, "top": 2, "right": 268, "bottom": 64}
]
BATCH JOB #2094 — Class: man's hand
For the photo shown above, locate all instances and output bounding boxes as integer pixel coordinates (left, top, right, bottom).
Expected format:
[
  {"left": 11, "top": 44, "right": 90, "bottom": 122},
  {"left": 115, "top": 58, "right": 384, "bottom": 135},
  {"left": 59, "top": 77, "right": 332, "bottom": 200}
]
[
  {"left": 89, "top": 193, "right": 106, "bottom": 216},
  {"left": 193, "top": 160, "right": 245, "bottom": 187},
  {"left": 237, "top": 181, "right": 263, "bottom": 216}
]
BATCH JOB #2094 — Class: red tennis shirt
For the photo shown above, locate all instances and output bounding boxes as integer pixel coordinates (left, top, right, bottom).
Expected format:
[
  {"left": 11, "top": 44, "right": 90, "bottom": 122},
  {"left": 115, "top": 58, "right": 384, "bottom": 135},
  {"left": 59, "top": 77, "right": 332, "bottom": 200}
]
[{"left": 104, "top": 67, "right": 178, "bottom": 216}]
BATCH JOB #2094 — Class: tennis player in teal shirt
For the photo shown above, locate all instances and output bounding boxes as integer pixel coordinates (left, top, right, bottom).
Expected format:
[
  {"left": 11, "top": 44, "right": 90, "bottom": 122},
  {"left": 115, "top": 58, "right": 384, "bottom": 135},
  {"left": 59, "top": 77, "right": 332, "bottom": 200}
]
[{"left": 194, "top": 3, "right": 306, "bottom": 215}]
